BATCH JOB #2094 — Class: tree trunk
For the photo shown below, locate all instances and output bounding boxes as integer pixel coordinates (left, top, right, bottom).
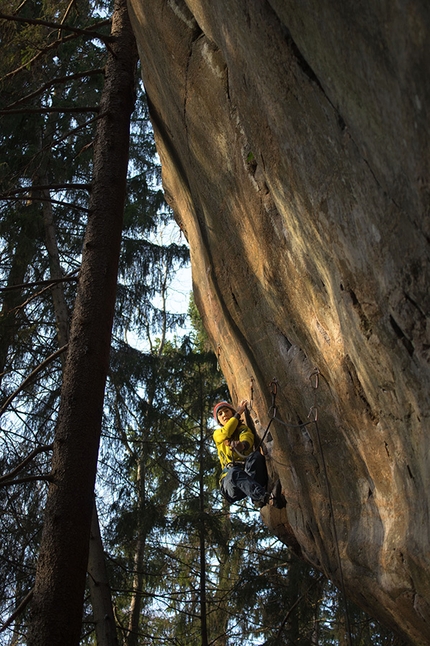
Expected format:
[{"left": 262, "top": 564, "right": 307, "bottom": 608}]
[
  {"left": 0, "top": 208, "right": 41, "bottom": 383},
  {"left": 42, "top": 185, "right": 119, "bottom": 646},
  {"left": 198, "top": 380, "right": 209, "bottom": 646},
  {"left": 125, "top": 459, "right": 147, "bottom": 646},
  {"left": 27, "top": 2, "right": 137, "bottom": 644},
  {"left": 41, "top": 186, "right": 70, "bottom": 349},
  {"left": 212, "top": 499, "right": 231, "bottom": 646},
  {"left": 88, "top": 506, "right": 120, "bottom": 646},
  {"left": 125, "top": 299, "right": 169, "bottom": 645}
]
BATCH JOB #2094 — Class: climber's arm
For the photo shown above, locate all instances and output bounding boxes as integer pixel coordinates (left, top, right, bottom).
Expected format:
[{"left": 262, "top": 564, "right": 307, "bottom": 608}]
[{"left": 213, "top": 416, "right": 239, "bottom": 445}]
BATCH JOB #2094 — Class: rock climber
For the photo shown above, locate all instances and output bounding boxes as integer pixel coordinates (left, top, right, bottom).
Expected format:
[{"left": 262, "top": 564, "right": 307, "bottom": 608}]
[{"left": 213, "top": 399, "right": 284, "bottom": 508}]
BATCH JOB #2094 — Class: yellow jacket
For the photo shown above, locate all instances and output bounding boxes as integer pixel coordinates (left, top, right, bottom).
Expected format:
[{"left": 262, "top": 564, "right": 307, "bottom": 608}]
[{"left": 213, "top": 416, "right": 254, "bottom": 476}]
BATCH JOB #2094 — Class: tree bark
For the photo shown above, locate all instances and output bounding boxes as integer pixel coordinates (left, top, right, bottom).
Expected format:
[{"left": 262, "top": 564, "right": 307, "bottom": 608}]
[
  {"left": 213, "top": 499, "right": 235, "bottom": 646},
  {"left": 27, "top": 1, "right": 137, "bottom": 644},
  {"left": 40, "top": 108, "right": 118, "bottom": 645}
]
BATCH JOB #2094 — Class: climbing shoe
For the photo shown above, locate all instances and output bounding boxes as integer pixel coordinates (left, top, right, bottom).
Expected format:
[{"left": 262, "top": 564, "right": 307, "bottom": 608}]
[
  {"left": 254, "top": 494, "right": 270, "bottom": 509},
  {"left": 255, "top": 482, "right": 286, "bottom": 509},
  {"left": 254, "top": 500, "right": 265, "bottom": 509}
]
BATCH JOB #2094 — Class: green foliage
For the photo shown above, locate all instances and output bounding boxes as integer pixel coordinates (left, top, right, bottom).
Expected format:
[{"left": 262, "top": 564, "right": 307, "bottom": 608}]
[{"left": 187, "top": 292, "right": 212, "bottom": 352}]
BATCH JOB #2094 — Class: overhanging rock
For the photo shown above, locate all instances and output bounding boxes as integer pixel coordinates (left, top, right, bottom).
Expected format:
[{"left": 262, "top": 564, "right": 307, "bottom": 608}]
[{"left": 128, "top": 1, "right": 430, "bottom": 642}]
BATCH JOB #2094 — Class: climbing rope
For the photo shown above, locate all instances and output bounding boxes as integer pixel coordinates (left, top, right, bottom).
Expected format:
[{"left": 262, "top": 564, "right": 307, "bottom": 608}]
[
  {"left": 249, "top": 375, "right": 255, "bottom": 409},
  {"left": 252, "top": 371, "right": 354, "bottom": 646},
  {"left": 308, "top": 369, "right": 353, "bottom": 646},
  {"left": 216, "top": 344, "right": 221, "bottom": 371},
  {"left": 234, "top": 381, "right": 278, "bottom": 460},
  {"left": 253, "top": 378, "right": 278, "bottom": 452}
]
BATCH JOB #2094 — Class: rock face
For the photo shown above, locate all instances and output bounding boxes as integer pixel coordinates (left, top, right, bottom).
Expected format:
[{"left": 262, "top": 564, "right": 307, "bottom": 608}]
[{"left": 128, "top": 1, "right": 430, "bottom": 642}]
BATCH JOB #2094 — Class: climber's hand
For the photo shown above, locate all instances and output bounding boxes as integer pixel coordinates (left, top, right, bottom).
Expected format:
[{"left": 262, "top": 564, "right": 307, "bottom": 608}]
[
  {"left": 230, "top": 440, "right": 249, "bottom": 453},
  {"left": 236, "top": 399, "right": 248, "bottom": 415}
]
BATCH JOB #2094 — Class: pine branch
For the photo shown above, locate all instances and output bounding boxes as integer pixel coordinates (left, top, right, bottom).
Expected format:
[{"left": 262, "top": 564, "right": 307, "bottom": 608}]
[
  {"left": 0, "top": 444, "right": 53, "bottom": 483},
  {"left": 0, "top": 13, "right": 114, "bottom": 42},
  {"left": 3, "top": 68, "right": 105, "bottom": 110},
  {"left": 0, "top": 589, "right": 34, "bottom": 633},
  {"left": 0, "top": 31, "right": 103, "bottom": 83},
  {"left": 0, "top": 344, "right": 68, "bottom": 418},
  {"left": 0, "top": 112, "right": 104, "bottom": 176},
  {"left": 0, "top": 106, "right": 99, "bottom": 114},
  {"left": 273, "top": 575, "right": 325, "bottom": 642}
]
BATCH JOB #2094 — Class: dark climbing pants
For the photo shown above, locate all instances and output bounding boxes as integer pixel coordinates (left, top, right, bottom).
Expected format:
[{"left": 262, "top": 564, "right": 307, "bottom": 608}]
[{"left": 220, "top": 451, "right": 268, "bottom": 504}]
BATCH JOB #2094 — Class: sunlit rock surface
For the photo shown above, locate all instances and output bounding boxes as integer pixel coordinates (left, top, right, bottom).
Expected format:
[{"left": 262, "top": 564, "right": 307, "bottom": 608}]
[{"left": 128, "top": 1, "right": 430, "bottom": 642}]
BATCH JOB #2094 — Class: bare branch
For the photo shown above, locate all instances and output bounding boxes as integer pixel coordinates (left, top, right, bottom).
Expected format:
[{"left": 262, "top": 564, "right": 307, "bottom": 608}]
[
  {"left": 6, "top": 284, "right": 60, "bottom": 316},
  {"left": 0, "top": 13, "right": 114, "bottom": 41},
  {"left": 0, "top": 344, "right": 68, "bottom": 418},
  {"left": 0, "top": 271, "right": 79, "bottom": 292},
  {"left": 43, "top": 112, "right": 107, "bottom": 153},
  {"left": 1, "top": 184, "right": 91, "bottom": 198},
  {"left": 3, "top": 68, "right": 104, "bottom": 110},
  {"left": 0, "top": 589, "right": 34, "bottom": 633},
  {"left": 0, "top": 444, "right": 53, "bottom": 483},
  {"left": 3, "top": 272, "right": 79, "bottom": 317},
  {"left": 0, "top": 474, "right": 54, "bottom": 487},
  {"left": 14, "top": 0, "right": 31, "bottom": 13},
  {"left": 58, "top": 0, "right": 77, "bottom": 39},
  {"left": 0, "top": 194, "right": 89, "bottom": 212},
  {"left": 0, "top": 106, "right": 99, "bottom": 115}
]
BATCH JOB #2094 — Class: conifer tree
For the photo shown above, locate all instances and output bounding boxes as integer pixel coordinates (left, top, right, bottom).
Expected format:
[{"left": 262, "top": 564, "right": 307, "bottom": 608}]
[
  {"left": 25, "top": 0, "right": 138, "bottom": 642},
  {"left": 0, "top": 0, "right": 188, "bottom": 640}
]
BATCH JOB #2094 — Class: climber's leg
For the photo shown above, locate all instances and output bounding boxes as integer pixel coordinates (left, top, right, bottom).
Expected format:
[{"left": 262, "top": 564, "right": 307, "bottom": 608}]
[
  {"left": 220, "top": 467, "right": 246, "bottom": 504},
  {"left": 245, "top": 451, "right": 268, "bottom": 489},
  {"left": 220, "top": 465, "right": 267, "bottom": 504}
]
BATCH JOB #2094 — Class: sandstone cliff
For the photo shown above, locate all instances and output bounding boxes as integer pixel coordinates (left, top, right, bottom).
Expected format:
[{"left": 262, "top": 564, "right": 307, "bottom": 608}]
[{"left": 127, "top": 1, "right": 430, "bottom": 642}]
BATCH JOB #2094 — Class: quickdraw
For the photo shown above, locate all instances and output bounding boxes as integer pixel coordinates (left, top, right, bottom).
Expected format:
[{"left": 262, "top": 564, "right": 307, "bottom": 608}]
[{"left": 253, "top": 378, "right": 278, "bottom": 452}]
